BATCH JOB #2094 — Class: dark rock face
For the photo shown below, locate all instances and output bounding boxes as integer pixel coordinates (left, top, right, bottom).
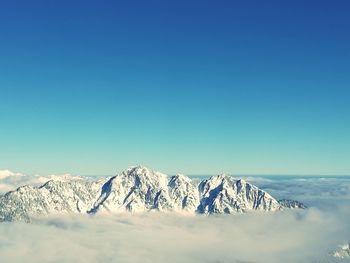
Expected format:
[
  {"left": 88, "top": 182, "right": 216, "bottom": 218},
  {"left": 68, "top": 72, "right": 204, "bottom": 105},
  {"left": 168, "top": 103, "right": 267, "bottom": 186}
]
[{"left": 278, "top": 199, "right": 307, "bottom": 209}]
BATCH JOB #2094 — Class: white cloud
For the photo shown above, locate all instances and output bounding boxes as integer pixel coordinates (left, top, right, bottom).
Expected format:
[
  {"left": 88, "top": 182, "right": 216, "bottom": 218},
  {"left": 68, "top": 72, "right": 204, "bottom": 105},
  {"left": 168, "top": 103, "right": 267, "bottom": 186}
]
[{"left": 0, "top": 170, "right": 23, "bottom": 180}]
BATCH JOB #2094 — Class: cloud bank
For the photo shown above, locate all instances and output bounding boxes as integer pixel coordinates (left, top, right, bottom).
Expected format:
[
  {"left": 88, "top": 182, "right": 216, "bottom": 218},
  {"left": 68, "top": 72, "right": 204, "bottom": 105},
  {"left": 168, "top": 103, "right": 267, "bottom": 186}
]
[{"left": 0, "top": 208, "right": 349, "bottom": 263}]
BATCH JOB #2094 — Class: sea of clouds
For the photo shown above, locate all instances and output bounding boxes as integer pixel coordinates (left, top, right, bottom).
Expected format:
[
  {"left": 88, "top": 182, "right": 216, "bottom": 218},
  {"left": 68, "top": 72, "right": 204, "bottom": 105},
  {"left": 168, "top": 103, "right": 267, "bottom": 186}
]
[
  {"left": 0, "top": 170, "right": 349, "bottom": 263},
  {"left": 246, "top": 176, "right": 350, "bottom": 209}
]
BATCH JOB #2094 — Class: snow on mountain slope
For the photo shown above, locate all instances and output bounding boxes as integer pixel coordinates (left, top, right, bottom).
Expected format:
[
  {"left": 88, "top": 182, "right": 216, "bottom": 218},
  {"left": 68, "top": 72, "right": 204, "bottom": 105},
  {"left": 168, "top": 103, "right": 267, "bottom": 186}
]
[
  {"left": 168, "top": 174, "right": 200, "bottom": 212},
  {"left": 91, "top": 166, "right": 173, "bottom": 213},
  {"left": 197, "top": 175, "right": 281, "bottom": 214},
  {"left": 0, "top": 166, "right": 284, "bottom": 222},
  {"left": 0, "top": 179, "right": 104, "bottom": 222}
]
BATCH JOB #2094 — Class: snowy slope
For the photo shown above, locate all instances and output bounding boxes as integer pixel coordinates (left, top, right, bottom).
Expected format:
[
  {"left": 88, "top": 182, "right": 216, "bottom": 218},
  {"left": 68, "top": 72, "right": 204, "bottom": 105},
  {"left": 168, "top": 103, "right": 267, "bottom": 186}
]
[
  {"left": 0, "top": 179, "right": 104, "bottom": 222},
  {"left": 198, "top": 175, "right": 281, "bottom": 214}
]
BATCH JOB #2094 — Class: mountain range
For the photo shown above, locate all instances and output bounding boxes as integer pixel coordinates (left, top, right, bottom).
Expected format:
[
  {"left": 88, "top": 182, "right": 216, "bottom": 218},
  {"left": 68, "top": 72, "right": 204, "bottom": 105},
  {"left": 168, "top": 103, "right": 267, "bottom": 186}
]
[{"left": 0, "top": 166, "right": 304, "bottom": 222}]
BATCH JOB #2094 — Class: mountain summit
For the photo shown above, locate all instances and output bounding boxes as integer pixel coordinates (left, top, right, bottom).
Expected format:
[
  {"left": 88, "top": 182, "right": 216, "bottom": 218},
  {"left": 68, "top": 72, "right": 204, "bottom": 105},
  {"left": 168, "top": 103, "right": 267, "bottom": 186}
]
[{"left": 0, "top": 166, "right": 290, "bottom": 222}]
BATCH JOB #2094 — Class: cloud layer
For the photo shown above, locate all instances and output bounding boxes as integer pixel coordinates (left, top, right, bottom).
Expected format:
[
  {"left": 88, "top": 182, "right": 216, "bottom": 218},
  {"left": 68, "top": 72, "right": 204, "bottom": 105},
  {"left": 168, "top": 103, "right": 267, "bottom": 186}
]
[
  {"left": 0, "top": 208, "right": 349, "bottom": 263},
  {"left": 247, "top": 176, "right": 350, "bottom": 209}
]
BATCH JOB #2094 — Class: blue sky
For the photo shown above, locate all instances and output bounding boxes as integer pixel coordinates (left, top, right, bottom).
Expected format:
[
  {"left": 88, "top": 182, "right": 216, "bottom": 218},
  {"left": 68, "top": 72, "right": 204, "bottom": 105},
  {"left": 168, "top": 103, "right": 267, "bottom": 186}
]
[{"left": 0, "top": 0, "right": 349, "bottom": 175}]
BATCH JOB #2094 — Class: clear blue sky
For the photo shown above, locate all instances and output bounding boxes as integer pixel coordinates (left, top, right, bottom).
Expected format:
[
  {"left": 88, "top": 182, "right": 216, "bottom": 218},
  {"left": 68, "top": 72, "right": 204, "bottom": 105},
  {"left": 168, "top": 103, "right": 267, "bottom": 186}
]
[{"left": 0, "top": 0, "right": 349, "bottom": 175}]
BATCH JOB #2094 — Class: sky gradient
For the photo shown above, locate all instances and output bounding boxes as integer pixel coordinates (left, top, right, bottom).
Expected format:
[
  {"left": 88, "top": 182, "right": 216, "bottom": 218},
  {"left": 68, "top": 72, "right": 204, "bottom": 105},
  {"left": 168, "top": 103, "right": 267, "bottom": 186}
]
[{"left": 0, "top": 0, "right": 349, "bottom": 175}]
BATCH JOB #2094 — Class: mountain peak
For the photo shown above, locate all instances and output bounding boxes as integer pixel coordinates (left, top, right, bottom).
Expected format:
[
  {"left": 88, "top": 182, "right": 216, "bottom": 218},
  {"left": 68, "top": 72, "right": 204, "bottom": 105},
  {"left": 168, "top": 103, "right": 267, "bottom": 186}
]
[
  {"left": 122, "top": 166, "right": 166, "bottom": 179},
  {"left": 198, "top": 174, "right": 280, "bottom": 214},
  {"left": 126, "top": 165, "right": 151, "bottom": 172}
]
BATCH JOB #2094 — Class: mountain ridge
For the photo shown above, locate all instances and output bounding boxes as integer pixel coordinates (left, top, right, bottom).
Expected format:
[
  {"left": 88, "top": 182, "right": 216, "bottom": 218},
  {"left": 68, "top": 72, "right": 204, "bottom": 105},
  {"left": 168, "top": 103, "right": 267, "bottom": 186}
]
[{"left": 0, "top": 166, "right": 304, "bottom": 222}]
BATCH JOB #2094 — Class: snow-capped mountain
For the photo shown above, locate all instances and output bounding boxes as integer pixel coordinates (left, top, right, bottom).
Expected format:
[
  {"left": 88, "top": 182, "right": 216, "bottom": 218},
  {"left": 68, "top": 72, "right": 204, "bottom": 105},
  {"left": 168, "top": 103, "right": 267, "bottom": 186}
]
[
  {"left": 0, "top": 179, "right": 103, "bottom": 222},
  {"left": 0, "top": 166, "right": 297, "bottom": 222},
  {"left": 198, "top": 175, "right": 281, "bottom": 214},
  {"left": 90, "top": 167, "right": 174, "bottom": 213}
]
